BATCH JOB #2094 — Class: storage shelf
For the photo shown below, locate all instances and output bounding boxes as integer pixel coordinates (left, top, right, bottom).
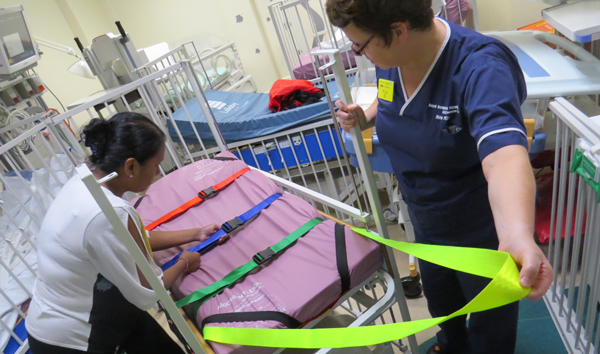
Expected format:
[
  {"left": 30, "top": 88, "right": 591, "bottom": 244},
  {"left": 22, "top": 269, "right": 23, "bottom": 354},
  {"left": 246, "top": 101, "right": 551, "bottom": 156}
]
[
  {"left": 4, "top": 92, "right": 44, "bottom": 111},
  {"left": 542, "top": 1, "right": 600, "bottom": 43}
]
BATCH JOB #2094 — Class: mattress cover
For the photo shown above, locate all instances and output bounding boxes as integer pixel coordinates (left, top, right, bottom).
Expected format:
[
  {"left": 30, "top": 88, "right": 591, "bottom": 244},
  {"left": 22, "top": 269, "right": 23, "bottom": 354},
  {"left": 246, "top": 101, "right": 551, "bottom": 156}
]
[
  {"left": 133, "top": 152, "right": 383, "bottom": 353},
  {"left": 169, "top": 80, "right": 344, "bottom": 145}
]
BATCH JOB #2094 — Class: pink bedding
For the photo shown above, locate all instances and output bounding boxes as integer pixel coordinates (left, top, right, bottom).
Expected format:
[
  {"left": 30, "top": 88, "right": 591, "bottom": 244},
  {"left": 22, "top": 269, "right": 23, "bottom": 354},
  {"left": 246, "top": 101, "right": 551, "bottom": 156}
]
[
  {"left": 440, "top": 0, "right": 473, "bottom": 25},
  {"left": 293, "top": 48, "right": 356, "bottom": 80},
  {"left": 133, "top": 152, "right": 383, "bottom": 353}
]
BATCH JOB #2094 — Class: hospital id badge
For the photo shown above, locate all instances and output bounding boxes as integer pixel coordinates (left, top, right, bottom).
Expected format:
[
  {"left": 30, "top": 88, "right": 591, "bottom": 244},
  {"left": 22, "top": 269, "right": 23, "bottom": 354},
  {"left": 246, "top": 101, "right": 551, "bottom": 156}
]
[{"left": 378, "top": 79, "right": 394, "bottom": 102}]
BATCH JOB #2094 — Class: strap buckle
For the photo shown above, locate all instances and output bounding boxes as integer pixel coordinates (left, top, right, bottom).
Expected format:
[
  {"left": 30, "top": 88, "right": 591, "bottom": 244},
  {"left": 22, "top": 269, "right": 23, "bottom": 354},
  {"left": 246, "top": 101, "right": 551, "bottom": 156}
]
[
  {"left": 221, "top": 217, "right": 243, "bottom": 234},
  {"left": 199, "top": 187, "right": 218, "bottom": 199},
  {"left": 253, "top": 248, "right": 276, "bottom": 265}
]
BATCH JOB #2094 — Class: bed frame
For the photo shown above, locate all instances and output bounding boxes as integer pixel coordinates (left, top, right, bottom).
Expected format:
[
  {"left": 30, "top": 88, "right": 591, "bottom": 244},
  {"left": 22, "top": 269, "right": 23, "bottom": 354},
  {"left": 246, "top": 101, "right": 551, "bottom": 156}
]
[
  {"left": 0, "top": 60, "right": 418, "bottom": 353},
  {"left": 0, "top": 109, "right": 82, "bottom": 354},
  {"left": 543, "top": 97, "right": 600, "bottom": 354},
  {"left": 134, "top": 51, "right": 390, "bottom": 222},
  {"left": 139, "top": 40, "right": 257, "bottom": 94}
]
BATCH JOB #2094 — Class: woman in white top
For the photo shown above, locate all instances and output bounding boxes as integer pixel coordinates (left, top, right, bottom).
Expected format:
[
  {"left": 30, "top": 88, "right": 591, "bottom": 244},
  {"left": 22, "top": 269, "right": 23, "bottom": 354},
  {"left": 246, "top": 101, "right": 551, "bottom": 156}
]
[{"left": 26, "top": 112, "right": 223, "bottom": 354}]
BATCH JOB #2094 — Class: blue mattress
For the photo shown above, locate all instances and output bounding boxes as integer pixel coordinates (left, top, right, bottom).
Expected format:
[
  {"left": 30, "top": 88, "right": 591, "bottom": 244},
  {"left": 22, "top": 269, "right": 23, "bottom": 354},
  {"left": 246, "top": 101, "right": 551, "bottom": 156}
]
[{"left": 169, "top": 79, "right": 347, "bottom": 145}]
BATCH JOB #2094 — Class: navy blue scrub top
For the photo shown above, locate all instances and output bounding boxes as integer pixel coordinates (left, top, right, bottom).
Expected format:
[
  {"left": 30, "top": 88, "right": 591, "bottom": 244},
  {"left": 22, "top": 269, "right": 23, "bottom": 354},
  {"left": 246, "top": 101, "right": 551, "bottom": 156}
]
[{"left": 376, "top": 19, "right": 528, "bottom": 242}]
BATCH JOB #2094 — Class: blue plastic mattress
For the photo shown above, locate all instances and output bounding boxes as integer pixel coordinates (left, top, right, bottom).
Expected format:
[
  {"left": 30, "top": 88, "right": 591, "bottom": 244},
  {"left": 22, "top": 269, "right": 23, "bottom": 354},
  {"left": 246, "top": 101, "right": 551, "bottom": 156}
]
[{"left": 169, "top": 80, "right": 345, "bottom": 145}]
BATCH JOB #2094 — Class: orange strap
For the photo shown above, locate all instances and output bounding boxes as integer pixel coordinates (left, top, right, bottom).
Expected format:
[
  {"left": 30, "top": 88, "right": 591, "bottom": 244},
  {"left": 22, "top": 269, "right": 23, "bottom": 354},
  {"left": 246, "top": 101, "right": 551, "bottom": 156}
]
[{"left": 145, "top": 168, "right": 250, "bottom": 231}]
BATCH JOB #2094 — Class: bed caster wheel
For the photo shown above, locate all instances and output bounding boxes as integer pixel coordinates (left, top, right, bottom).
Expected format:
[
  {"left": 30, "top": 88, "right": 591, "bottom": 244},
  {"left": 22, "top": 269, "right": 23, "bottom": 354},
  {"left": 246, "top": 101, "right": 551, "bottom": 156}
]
[{"left": 401, "top": 272, "right": 422, "bottom": 299}]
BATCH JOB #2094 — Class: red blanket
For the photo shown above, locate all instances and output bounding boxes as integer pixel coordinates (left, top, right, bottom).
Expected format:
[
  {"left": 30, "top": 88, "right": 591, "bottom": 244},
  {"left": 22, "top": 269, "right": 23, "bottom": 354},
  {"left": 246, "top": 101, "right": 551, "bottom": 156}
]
[{"left": 269, "top": 79, "right": 324, "bottom": 112}]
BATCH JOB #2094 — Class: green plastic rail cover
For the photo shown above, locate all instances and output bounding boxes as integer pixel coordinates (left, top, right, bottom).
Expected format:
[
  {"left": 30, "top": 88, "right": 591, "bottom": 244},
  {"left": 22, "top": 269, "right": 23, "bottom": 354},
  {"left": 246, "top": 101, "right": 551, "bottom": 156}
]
[
  {"left": 201, "top": 227, "right": 530, "bottom": 349},
  {"left": 571, "top": 148, "right": 600, "bottom": 203}
]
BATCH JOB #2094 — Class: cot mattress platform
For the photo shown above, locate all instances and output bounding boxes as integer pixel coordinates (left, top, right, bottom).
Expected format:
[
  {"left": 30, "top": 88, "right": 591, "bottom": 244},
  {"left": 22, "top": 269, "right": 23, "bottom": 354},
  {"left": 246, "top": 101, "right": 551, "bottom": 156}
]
[
  {"left": 133, "top": 152, "right": 383, "bottom": 353},
  {"left": 170, "top": 79, "right": 349, "bottom": 145}
]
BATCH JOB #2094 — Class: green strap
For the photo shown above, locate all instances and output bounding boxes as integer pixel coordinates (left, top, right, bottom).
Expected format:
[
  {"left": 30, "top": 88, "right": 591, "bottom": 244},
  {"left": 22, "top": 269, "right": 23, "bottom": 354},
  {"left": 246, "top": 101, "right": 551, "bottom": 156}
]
[
  {"left": 175, "top": 218, "right": 324, "bottom": 316},
  {"left": 202, "top": 227, "right": 530, "bottom": 349}
]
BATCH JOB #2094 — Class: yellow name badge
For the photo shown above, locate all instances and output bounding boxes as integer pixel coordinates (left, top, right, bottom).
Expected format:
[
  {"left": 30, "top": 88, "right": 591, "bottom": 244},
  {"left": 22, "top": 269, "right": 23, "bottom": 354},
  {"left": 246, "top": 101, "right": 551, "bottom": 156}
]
[{"left": 378, "top": 79, "right": 394, "bottom": 102}]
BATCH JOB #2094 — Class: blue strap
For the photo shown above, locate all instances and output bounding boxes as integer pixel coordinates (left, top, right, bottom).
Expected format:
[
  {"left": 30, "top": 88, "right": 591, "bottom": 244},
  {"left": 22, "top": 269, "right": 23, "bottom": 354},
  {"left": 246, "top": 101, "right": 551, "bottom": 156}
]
[{"left": 160, "top": 193, "right": 283, "bottom": 271}]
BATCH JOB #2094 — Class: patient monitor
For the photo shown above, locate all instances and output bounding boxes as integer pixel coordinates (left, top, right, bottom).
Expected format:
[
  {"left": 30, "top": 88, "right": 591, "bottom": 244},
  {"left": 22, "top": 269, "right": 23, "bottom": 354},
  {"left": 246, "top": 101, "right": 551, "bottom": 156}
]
[
  {"left": 0, "top": 5, "right": 41, "bottom": 80},
  {"left": 76, "top": 22, "right": 149, "bottom": 90}
]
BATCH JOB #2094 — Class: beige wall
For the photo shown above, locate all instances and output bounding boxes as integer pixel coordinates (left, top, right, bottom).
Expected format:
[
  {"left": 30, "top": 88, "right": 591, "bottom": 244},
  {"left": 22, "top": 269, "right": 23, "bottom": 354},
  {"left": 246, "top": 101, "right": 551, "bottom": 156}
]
[
  {"left": 0, "top": 0, "right": 555, "bottom": 114},
  {"left": 61, "top": 0, "right": 113, "bottom": 47},
  {"left": 0, "top": 0, "right": 104, "bottom": 115},
  {"left": 250, "top": 0, "right": 294, "bottom": 81},
  {"left": 88, "top": 0, "right": 554, "bottom": 91},
  {"left": 476, "top": 0, "right": 551, "bottom": 32},
  {"left": 94, "top": 0, "right": 283, "bottom": 92}
]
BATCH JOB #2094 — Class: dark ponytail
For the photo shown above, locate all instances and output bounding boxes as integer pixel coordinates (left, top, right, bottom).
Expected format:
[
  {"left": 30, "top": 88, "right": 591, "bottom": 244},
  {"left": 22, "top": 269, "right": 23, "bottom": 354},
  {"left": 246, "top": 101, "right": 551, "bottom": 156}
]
[{"left": 81, "top": 112, "right": 166, "bottom": 173}]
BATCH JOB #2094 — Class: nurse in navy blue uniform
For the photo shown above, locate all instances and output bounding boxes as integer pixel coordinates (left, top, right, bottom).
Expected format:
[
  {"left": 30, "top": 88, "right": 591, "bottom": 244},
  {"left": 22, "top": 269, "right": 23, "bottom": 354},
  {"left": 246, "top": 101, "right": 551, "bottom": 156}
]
[{"left": 326, "top": 1, "right": 553, "bottom": 353}]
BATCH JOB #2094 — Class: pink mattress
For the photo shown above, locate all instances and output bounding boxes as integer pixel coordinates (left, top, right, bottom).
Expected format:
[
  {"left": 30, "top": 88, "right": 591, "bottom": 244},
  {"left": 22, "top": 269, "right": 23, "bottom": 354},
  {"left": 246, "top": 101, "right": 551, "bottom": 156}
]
[
  {"left": 440, "top": 0, "right": 472, "bottom": 25},
  {"left": 133, "top": 152, "right": 383, "bottom": 353},
  {"left": 293, "top": 48, "right": 356, "bottom": 80}
]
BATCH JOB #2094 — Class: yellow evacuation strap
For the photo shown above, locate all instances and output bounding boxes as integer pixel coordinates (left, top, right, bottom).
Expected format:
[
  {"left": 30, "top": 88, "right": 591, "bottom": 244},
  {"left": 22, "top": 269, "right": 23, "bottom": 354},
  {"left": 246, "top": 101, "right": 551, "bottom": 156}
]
[{"left": 203, "top": 228, "right": 530, "bottom": 349}]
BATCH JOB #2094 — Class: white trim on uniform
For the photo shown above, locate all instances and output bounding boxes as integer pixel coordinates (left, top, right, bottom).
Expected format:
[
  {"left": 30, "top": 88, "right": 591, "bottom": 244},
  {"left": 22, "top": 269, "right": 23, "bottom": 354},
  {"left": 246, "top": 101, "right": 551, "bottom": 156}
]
[
  {"left": 398, "top": 18, "right": 452, "bottom": 116},
  {"left": 476, "top": 128, "right": 527, "bottom": 151}
]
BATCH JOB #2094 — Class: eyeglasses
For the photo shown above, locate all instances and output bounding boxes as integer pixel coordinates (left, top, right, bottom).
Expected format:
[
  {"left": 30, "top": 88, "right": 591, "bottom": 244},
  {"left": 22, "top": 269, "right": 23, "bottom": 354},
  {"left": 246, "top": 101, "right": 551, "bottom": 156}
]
[{"left": 352, "top": 34, "right": 376, "bottom": 56}]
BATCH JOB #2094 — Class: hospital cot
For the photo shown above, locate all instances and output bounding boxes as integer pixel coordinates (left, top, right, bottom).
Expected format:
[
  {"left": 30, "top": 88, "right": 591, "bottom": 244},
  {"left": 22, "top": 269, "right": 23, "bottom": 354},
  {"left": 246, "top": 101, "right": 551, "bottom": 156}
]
[
  {"left": 131, "top": 2, "right": 397, "bottom": 210},
  {"left": 542, "top": 97, "right": 600, "bottom": 354},
  {"left": 0, "top": 110, "right": 84, "bottom": 354},
  {"left": 140, "top": 39, "right": 257, "bottom": 94},
  {"left": 0, "top": 62, "right": 418, "bottom": 354},
  {"left": 135, "top": 51, "right": 378, "bottom": 213},
  {"left": 135, "top": 43, "right": 353, "bottom": 146},
  {"left": 132, "top": 153, "right": 388, "bottom": 354},
  {"left": 268, "top": 0, "right": 478, "bottom": 85}
]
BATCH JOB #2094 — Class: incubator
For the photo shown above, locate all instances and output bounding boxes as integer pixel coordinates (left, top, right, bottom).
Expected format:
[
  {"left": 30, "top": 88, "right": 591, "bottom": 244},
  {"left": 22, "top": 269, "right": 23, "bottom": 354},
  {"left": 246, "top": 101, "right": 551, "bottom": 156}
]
[{"left": 186, "top": 32, "right": 257, "bottom": 93}]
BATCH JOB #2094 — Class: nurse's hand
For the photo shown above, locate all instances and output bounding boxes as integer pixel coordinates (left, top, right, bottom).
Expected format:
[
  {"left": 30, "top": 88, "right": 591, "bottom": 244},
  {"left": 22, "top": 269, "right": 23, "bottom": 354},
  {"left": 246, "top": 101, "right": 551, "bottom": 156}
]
[
  {"left": 335, "top": 100, "right": 366, "bottom": 133},
  {"left": 499, "top": 238, "right": 553, "bottom": 301}
]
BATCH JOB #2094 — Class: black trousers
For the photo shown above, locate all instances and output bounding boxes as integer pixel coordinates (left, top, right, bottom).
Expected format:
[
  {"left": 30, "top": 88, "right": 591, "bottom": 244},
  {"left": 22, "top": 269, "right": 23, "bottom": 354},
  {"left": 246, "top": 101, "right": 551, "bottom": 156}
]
[
  {"left": 419, "top": 258, "right": 519, "bottom": 354},
  {"left": 414, "top": 214, "right": 519, "bottom": 354},
  {"left": 27, "top": 311, "right": 185, "bottom": 354}
]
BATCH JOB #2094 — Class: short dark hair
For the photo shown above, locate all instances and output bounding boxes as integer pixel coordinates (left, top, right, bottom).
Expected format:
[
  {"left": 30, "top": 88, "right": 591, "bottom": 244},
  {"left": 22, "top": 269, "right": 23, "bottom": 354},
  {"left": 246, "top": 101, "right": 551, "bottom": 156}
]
[
  {"left": 81, "top": 112, "right": 166, "bottom": 173},
  {"left": 326, "top": 0, "right": 434, "bottom": 47}
]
